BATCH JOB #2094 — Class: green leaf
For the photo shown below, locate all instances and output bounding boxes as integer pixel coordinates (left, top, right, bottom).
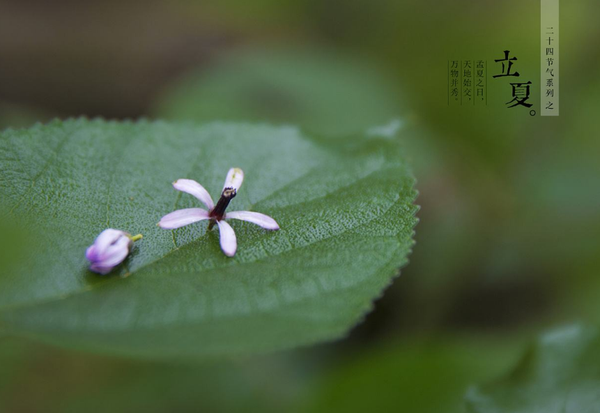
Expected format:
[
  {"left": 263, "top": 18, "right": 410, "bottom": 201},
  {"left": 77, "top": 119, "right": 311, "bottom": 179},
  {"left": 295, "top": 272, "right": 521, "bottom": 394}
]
[
  {"left": 304, "top": 337, "right": 521, "bottom": 413},
  {"left": 154, "top": 48, "right": 405, "bottom": 137},
  {"left": 466, "top": 325, "right": 600, "bottom": 413},
  {"left": 0, "top": 119, "right": 417, "bottom": 359}
]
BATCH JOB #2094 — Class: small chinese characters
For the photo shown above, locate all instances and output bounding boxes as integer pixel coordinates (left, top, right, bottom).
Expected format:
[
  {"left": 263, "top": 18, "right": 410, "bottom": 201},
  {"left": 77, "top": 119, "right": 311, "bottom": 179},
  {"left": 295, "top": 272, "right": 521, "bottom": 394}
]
[
  {"left": 449, "top": 60, "right": 460, "bottom": 104},
  {"left": 448, "top": 59, "right": 486, "bottom": 106},
  {"left": 541, "top": 0, "right": 559, "bottom": 116},
  {"left": 475, "top": 60, "right": 486, "bottom": 105},
  {"left": 541, "top": 26, "right": 558, "bottom": 116},
  {"left": 462, "top": 60, "right": 473, "bottom": 104}
]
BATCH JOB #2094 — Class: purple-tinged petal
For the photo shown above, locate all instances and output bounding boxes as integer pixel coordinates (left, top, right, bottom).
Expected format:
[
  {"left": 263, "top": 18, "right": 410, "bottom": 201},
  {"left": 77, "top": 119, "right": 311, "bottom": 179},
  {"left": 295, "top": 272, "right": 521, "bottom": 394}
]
[
  {"left": 93, "top": 229, "right": 128, "bottom": 256},
  {"left": 217, "top": 220, "right": 237, "bottom": 257},
  {"left": 173, "top": 179, "right": 215, "bottom": 210},
  {"left": 225, "top": 211, "right": 280, "bottom": 230},
  {"left": 158, "top": 208, "right": 210, "bottom": 229},
  {"left": 86, "top": 229, "right": 134, "bottom": 274},
  {"left": 98, "top": 236, "right": 132, "bottom": 268},
  {"left": 89, "top": 263, "right": 114, "bottom": 275},
  {"left": 223, "top": 167, "right": 244, "bottom": 191},
  {"left": 85, "top": 244, "right": 98, "bottom": 262}
]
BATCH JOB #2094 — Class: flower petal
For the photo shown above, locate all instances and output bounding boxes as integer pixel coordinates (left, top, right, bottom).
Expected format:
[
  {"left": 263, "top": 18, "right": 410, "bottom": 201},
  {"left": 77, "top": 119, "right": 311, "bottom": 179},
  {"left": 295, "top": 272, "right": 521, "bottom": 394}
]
[
  {"left": 223, "top": 167, "right": 244, "bottom": 191},
  {"left": 85, "top": 244, "right": 98, "bottom": 262},
  {"left": 98, "top": 236, "right": 132, "bottom": 268},
  {"left": 158, "top": 208, "right": 210, "bottom": 229},
  {"left": 217, "top": 220, "right": 237, "bottom": 257},
  {"left": 91, "top": 229, "right": 128, "bottom": 257},
  {"left": 225, "top": 211, "right": 280, "bottom": 230},
  {"left": 173, "top": 179, "right": 215, "bottom": 210},
  {"left": 89, "top": 263, "right": 114, "bottom": 275}
]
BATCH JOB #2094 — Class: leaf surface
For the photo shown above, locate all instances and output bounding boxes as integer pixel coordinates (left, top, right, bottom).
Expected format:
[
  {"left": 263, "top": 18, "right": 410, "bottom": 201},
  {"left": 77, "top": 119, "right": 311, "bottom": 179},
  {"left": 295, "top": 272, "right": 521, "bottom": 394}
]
[{"left": 0, "top": 119, "right": 417, "bottom": 358}]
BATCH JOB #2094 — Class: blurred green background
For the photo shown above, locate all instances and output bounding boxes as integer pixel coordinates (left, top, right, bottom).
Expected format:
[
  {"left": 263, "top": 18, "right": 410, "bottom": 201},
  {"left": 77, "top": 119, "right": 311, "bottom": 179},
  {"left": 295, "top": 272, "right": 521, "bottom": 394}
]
[{"left": 1, "top": 0, "right": 599, "bottom": 411}]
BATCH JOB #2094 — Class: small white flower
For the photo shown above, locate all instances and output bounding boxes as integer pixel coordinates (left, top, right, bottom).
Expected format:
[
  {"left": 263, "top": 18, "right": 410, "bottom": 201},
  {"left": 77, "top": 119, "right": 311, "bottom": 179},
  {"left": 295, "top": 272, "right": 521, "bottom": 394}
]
[
  {"left": 86, "top": 229, "right": 142, "bottom": 274},
  {"left": 158, "top": 167, "right": 279, "bottom": 257}
]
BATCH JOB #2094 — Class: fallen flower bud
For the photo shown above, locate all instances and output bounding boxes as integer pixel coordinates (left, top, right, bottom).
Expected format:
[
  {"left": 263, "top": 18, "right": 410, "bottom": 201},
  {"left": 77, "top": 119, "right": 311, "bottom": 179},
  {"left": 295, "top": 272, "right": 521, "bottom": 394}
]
[{"left": 86, "top": 229, "right": 142, "bottom": 274}]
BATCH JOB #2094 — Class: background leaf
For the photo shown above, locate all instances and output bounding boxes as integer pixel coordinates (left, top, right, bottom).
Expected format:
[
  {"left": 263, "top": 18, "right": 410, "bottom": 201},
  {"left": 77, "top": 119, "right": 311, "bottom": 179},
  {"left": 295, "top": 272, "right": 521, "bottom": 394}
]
[
  {"left": 466, "top": 325, "right": 600, "bottom": 413},
  {"left": 154, "top": 48, "right": 405, "bottom": 137},
  {"left": 0, "top": 119, "right": 417, "bottom": 359},
  {"left": 303, "top": 336, "right": 521, "bottom": 413}
]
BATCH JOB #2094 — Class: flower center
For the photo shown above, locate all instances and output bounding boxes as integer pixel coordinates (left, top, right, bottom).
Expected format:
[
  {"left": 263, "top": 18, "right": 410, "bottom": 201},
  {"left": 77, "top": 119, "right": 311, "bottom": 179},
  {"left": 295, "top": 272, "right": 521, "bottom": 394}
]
[{"left": 209, "top": 187, "right": 236, "bottom": 220}]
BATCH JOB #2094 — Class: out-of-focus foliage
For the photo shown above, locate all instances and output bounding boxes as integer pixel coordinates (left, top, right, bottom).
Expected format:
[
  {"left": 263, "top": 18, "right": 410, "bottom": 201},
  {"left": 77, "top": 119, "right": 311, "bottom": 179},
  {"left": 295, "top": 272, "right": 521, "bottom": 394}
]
[
  {"left": 467, "top": 325, "right": 600, "bottom": 413},
  {"left": 0, "top": 102, "right": 50, "bottom": 130},
  {"left": 0, "top": 337, "right": 310, "bottom": 413},
  {"left": 155, "top": 48, "right": 404, "bottom": 137},
  {"left": 305, "top": 336, "right": 522, "bottom": 413}
]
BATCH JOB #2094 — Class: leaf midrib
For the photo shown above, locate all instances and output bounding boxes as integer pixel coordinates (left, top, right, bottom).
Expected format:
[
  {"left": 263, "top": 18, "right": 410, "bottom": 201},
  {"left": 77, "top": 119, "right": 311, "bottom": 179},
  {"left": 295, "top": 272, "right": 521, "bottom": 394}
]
[{"left": 2, "top": 233, "right": 407, "bottom": 336}]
